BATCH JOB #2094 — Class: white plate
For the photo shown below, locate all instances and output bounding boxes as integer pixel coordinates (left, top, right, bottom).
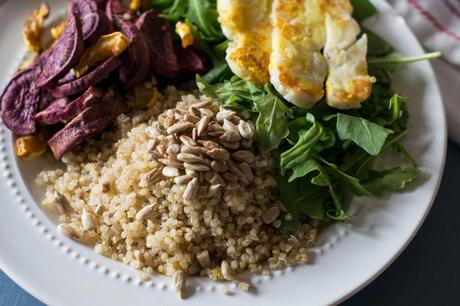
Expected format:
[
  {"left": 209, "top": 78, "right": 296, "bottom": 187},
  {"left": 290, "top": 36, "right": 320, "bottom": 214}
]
[{"left": 0, "top": 1, "right": 447, "bottom": 305}]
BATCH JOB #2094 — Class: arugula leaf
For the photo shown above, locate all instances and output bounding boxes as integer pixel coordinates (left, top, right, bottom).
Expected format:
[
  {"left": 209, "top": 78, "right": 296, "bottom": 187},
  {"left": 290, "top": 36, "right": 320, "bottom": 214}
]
[
  {"left": 280, "top": 114, "right": 323, "bottom": 176},
  {"left": 149, "top": 0, "right": 175, "bottom": 9},
  {"left": 277, "top": 175, "right": 328, "bottom": 221},
  {"left": 326, "top": 185, "right": 349, "bottom": 221},
  {"left": 336, "top": 113, "right": 394, "bottom": 156},
  {"left": 350, "top": 0, "right": 377, "bottom": 23},
  {"left": 389, "top": 95, "right": 410, "bottom": 124},
  {"left": 255, "top": 93, "right": 292, "bottom": 153},
  {"left": 316, "top": 156, "right": 371, "bottom": 196},
  {"left": 287, "top": 158, "right": 329, "bottom": 185},
  {"left": 186, "top": 0, "right": 224, "bottom": 42},
  {"left": 196, "top": 75, "right": 218, "bottom": 98},
  {"left": 364, "top": 167, "right": 420, "bottom": 194},
  {"left": 287, "top": 117, "right": 308, "bottom": 145},
  {"left": 368, "top": 51, "right": 442, "bottom": 71},
  {"left": 196, "top": 75, "right": 263, "bottom": 110},
  {"left": 159, "top": 0, "right": 188, "bottom": 21}
]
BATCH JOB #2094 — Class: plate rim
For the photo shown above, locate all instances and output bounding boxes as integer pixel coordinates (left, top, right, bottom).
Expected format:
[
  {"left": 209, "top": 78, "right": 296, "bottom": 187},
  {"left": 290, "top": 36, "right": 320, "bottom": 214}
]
[{"left": 0, "top": 0, "right": 448, "bottom": 305}]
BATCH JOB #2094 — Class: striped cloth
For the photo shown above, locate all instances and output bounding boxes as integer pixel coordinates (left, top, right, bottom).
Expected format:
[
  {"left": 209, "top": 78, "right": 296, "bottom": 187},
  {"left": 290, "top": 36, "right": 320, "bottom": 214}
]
[{"left": 388, "top": 0, "right": 460, "bottom": 144}]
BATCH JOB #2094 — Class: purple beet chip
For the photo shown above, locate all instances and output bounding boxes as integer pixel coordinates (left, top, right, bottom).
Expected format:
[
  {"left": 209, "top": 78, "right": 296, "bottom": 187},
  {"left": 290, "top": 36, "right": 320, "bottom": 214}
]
[
  {"left": 95, "top": 0, "right": 108, "bottom": 10},
  {"left": 105, "top": 0, "right": 134, "bottom": 21},
  {"left": 70, "top": 0, "right": 110, "bottom": 45},
  {"left": 51, "top": 57, "right": 121, "bottom": 98},
  {"left": 116, "top": 17, "right": 150, "bottom": 88},
  {"left": 177, "top": 47, "right": 205, "bottom": 74},
  {"left": 36, "top": 87, "right": 103, "bottom": 125},
  {"left": 0, "top": 68, "right": 42, "bottom": 135},
  {"left": 37, "top": 13, "right": 84, "bottom": 88},
  {"left": 136, "top": 10, "right": 179, "bottom": 79},
  {"left": 48, "top": 89, "right": 128, "bottom": 159}
]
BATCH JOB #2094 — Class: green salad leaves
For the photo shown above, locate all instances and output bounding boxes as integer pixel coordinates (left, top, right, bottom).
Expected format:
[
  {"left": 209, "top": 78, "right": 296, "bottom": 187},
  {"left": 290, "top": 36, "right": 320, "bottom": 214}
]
[{"left": 153, "top": 0, "right": 438, "bottom": 232}]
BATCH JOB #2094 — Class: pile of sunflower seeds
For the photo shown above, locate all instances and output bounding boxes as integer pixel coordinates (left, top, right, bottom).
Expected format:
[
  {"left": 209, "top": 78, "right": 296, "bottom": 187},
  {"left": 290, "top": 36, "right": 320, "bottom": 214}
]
[{"left": 144, "top": 98, "right": 270, "bottom": 202}]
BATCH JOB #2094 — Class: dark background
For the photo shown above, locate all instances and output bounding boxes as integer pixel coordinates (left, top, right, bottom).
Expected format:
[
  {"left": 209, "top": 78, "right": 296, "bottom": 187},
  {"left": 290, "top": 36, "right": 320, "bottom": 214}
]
[{"left": 1, "top": 141, "right": 459, "bottom": 305}]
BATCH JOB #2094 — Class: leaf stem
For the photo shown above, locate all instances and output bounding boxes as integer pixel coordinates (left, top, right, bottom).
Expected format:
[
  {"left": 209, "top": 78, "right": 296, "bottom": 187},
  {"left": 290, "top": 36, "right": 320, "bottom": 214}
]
[{"left": 368, "top": 51, "right": 441, "bottom": 66}]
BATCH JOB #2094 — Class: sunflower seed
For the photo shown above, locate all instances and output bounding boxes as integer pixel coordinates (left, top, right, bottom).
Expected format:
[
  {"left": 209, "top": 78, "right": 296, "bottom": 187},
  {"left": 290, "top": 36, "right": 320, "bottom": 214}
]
[
  {"left": 238, "top": 120, "right": 254, "bottom": 139},
  {"left": 262, "top": 207, "right": 280, "bottom": 224},
  {"left": 210, "top": 172, "right": 225, "bottom": 185},
  {"left": 94, "top": 204, "right": 104, "bottom": 215},
  {"left": 165, "top": 135, "right": 178, "bottom": 146},
  {"left": 174, "top": 175, "right": 192, "bottom": 185},
  {"left": 223, "top": 172, "right": 238, "bottom": 183},
  {"left": 198, "top": 140, "right": 221, "bottom": 149},
  {"left": 196, "top": 115, "right": 211, "bottom": 136},
  {"left": 232, "top": 150, "right": 255, "bottom": 163},
  {"left": 183, "top": 162, "right": 210, "bottom": 171},
  {"left": 181, "top": 145, "right": 204, "bottom": 155},
  {"left": 219, "top": 131, "right": 241, "bottom": 142},
  {"left": 81, "top": 209, "right": 95, "bottom": 231},
  {"left": 207, "top": 123, "right": 224, "bottom": 132},
  {"left": 190, "top": 101, "right": 210, "bottom": 109},
  {"left": 166, "top": 144, "right": 181, "bottom": 155},
  {"left": 179, "top": 135, "right": 198, "bottom": 146},
  {"left": 203, "top": 171, "right": 214, "bottom": 182},
  {"left": 145, "top": 169, "right": 162, "bottom": 184},
  {"left": 184, "top": 178, "right": 199, "bottom": 201},
  {"left": 192, "top": 127, "right": 198, "bottom": 140},
  {"left": 196, "top": 250, "right": 211, "bottom": 268},
  {"left": 216, "top": 109, "right": 236, "bottom": 122},
  {"left": 177, "top": 153, "right": 207, "bottom": 163},
  {"left": 254, "top": 160, "right": 269, "bottom": 169},
  {"left": 219, "top": 141, "right": 240, "bottom": 150},
  {"left": 223, "top": 119, "right": 239, "bottom": 133},
  {"left": 174, "top": 111, "right": 184, "bottom": 121},
  {"left": 207, "top": 131, "right": 225, "bottom": 137},
  {"left": 221, "top": 260, "right": 235, "bottom": 281},
  {"left": 226, "top": 183, "right": 240, "bottom": 191},
  {"left": 185, "top": 168, "right": 198, "bottom": 177},
  {"left": 162, "top": 166, "right": 180, "bottom": 177},
  {"left": 199, "top": 108, "right": 214, "bottom": 117},
  {"left": 205, "top": 148, "right": 230, "bottom": 160},
  {"left": 145, "top": 126, "right": 161, "bottom": 139},
  {"left": 211, "top": 160, "right": 229, "bottom": 173},
  {"left": 238, "top": 162, "right": 254, "bottom": 182},
  {"left": 147, "top": 139, "right": 157, "bottom": 152},
  {"left": 188, "top": 105, "right": 201, "bottom": 117},
  {"left": 164, "top": 115, "right": 176, "bottom": 128},
  {"left": 136, "top": 204, "right": 155, "bottom": 221},
  {"left": 173, "top": 271, "right": 187, "bottom": 299},
  {"left": 197, "top": 186, "right": 209, "bottom": 198},
  {"left": 55, "top": 192, "right": 69, "bottom": 214},
  {"left": 183, "top": 113, "right": 200, "bottom": 123},
  {"left": 167, "top": 121, "right": 194, "bottom": 135},
  {"left": 58, "top": 224, "right": 79, "bottom": 240},
  {"left": 157, "top": 144, "right": 166, "bottom": 155},
  {"left": 158, "top": 158, "right": 183, "bottom": 168},
  {"left": 241, "top": 138, "right": 254, "bottom": 149},
  {"left": 227, "top": 160, "right": 246, "bottom": 179},
  {"left": 207, "top": 184, "right": 222, "bottom": 198}
]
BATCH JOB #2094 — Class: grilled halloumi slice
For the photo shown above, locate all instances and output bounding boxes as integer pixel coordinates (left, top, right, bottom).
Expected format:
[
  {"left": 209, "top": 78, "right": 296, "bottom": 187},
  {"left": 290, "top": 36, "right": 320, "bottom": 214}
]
[
  {"left": 323, "top": 4, "right": 372, "bottom": 109},
  {"left": 217, "top": 0, "right": 272, "bottom": 85},
  {"left": 217, "top": 0, "right": 372, "bottom": 109},
  {"left": 269, "top": 0, "right": 328, "bottom": 109}
]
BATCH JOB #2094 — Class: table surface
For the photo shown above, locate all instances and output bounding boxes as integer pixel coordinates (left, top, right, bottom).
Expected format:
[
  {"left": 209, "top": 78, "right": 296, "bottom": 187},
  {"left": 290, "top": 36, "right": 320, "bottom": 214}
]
[{"left": 1, "top": 141, "right": 459, "bottom": 306}]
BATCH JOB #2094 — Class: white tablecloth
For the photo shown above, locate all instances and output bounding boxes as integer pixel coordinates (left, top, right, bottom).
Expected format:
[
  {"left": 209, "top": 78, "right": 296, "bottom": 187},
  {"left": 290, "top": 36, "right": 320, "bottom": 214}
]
[{"left": 388, "top": 0, "right": 460, "bottom": 144}]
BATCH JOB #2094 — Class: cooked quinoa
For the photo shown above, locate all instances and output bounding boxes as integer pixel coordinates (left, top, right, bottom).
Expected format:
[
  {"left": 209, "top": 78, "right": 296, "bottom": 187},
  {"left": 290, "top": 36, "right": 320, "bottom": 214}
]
[{"left": 36, "top": 86, "right": 318, "bottom": 281}]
